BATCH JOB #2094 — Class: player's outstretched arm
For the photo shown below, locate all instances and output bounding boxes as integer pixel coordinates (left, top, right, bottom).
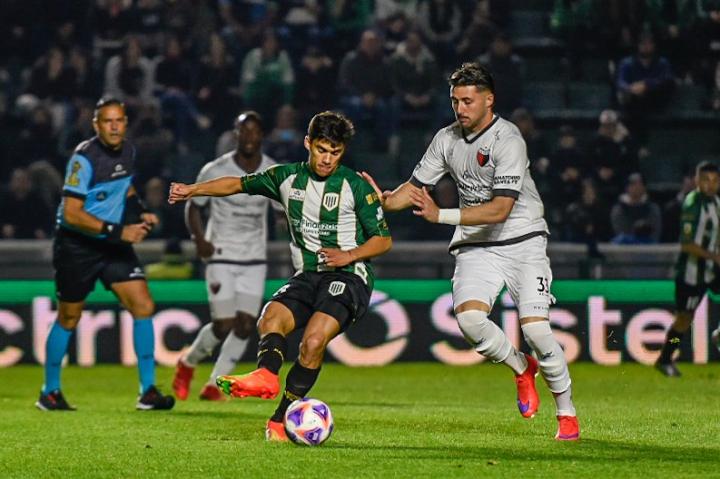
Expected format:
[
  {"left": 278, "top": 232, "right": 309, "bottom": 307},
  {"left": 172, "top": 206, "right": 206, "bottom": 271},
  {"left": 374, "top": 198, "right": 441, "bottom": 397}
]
[
  {"left": 318, "top": 235, "right": 393, "bottom": 268},
  {"left": 409, "top": 187, "right": 515, "bottom": 225},
  {"left": 168, "top": 176, "right": 244, "bottom": 204},
  {"left": 360, "top": 172, "right": 418, "bottom": 212}
]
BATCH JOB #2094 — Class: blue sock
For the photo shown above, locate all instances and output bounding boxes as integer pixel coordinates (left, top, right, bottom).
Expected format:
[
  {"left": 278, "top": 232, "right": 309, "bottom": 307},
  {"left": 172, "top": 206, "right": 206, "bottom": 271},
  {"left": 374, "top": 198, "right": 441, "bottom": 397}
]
[
  {"left": 133, "top": 318, "right": 156, "bottom": 394},
  {"left": 43, "top": 322, "right": 73, "bottom": 394}
]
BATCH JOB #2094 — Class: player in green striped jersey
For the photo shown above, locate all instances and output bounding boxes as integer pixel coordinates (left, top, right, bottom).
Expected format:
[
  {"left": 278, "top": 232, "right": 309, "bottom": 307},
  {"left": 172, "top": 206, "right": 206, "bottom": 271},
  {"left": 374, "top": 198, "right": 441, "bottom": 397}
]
[
  {"left": 169, "top": 111, "right": 392, "bottom": 440},
  {"left": 657, "top": 161, "right": 720, "bottom": 377}
]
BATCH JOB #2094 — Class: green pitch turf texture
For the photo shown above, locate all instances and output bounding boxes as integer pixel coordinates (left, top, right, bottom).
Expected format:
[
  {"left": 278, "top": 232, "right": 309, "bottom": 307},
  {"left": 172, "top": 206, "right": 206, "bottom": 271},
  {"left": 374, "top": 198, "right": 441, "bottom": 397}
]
[{"left": 1, "top": 363, "right": 718, "bottom": 478}]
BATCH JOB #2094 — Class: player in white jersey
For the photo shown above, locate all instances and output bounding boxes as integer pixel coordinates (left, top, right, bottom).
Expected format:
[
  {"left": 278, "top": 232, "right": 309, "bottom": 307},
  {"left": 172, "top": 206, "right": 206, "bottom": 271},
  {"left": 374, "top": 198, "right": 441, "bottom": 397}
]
[
  {"left": 173, "top": 112, "right": 279, "bottom": 401},
  {"left": 363, "top": 63, "right": 580, "bottom": 440}
]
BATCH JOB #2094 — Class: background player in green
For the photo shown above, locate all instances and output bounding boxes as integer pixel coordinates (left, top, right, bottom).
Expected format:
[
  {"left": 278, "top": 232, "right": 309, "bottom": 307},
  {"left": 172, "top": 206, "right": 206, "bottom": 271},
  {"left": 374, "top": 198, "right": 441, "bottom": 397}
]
[
  {"left": 657, "top": 161, "right": 720, "bottom": 376},
  {"left": 168, "top": 111, "right": 392, "bottom": 440},
  {"left": 37, "top": 98, "right": 174, "bottom": 411}
]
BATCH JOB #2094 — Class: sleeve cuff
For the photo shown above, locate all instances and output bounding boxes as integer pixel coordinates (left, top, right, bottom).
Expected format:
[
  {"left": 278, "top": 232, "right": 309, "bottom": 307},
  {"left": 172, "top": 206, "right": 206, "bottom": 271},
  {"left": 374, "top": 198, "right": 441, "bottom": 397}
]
[
  {"left": 62, "top": 190, "right": 87, "bottom": 200},
  {"left": 492, "top": 189, "right": 519, "bottom": 199},
  {"left": 410, "top": 176, "right": 432, "bottom": 188}
]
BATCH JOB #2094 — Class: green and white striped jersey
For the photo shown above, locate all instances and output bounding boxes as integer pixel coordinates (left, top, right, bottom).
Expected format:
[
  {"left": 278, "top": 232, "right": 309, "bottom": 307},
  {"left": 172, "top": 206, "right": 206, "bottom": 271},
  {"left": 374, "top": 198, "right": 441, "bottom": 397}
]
[
  {"left": 242, "top": 162, "right": 390, "bottom": 289},
  {"left": 676, "top": 190, "right": 720, "bottom": 286}
]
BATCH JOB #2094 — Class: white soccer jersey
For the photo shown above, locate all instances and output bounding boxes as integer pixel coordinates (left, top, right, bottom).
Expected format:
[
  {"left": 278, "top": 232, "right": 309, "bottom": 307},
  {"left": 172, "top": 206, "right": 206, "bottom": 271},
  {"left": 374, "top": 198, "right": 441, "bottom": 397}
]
[
  {"left": 412, "top": 116, "right": 548, "bottom": 250},
  {"left": 192, "top": 153, "right": 278, "bottom": 262}
]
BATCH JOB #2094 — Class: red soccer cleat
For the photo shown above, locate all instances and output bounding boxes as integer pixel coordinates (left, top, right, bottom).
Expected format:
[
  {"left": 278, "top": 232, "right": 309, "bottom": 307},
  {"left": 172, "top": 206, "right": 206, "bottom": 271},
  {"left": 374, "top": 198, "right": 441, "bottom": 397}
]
[
  {"left": 265, "top": 419, "right": 289, "bottom": 442},
  {"left": 172, "top": 359, "right": 194, "bottom": 401},
  {"left": 199, "top": 383, "right": 226, "bottom": 401},
  {"left": 515, "top": 353, "right": 539, "bottom": 418},
  {"left": 216, "top": 368, "right": 279, "bottom": 399},
  {"left": 555, "top": 415, "right": 580, "bottom": 441}
]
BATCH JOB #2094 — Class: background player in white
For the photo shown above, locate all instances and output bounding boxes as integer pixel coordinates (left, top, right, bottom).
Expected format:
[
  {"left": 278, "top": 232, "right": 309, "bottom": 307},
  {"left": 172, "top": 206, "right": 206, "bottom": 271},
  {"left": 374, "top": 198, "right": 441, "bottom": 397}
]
[
  {"left": 363, "top": 63, "right": 580, "bottom": 440},
  {"left": 173, "top": 112, "right": 281, "bottom": 400}
]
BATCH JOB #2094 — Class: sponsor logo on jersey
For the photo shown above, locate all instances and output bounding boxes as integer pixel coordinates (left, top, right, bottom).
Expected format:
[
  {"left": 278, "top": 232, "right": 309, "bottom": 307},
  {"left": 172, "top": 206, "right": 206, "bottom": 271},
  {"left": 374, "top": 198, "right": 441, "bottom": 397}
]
[
  {"left": 96, "top": 191, "right": 107, "bottom": 201},
  {"left": 366, "top": 192, "right": 378, "bottom": 205},
  {"left": 322, "top": 193, "right": 339, "bottom": 211},
  {"left": 66, "top": 161, "right": 81, "bottom": 187},
  {"left": 476, "top": 147, "right": 490, "bottom": 167},
  {"left": 111, "top": 164, "right": 127, "bottom": 178},
  {"left": 376, "top": 206, "right": 384, "bottom": 221},
  {"left": 493, "top": 175, "right": 521, "bottom": 186},
  {"left": 291, "top": 217, "right": 338, "bottom": 237},
  {"left": 328, "top": 281, "right": 346, "bottom": 296},
  {"left": 289, "top": 188, "right": 305, "bottom": 201}
]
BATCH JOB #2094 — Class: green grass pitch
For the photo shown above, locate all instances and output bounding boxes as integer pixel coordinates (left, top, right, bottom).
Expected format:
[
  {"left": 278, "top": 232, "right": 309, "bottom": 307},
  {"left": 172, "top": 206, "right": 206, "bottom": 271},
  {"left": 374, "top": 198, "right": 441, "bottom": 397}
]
[{"left": 1, "top": 363, "right": 718, "bottom": 478}]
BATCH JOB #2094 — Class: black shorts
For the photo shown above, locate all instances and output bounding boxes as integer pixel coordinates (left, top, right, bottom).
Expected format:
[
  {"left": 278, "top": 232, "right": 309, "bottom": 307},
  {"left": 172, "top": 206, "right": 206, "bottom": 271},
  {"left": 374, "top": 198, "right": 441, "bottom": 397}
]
[
  {"left": 270, "top": 271, "right": 371, "bottom": 332},
  {"left": 674, "top": 277, "right": 720, "bottom": 312},
  {"left": 53, "top": 227, "right": 144, "bottom": 302}
]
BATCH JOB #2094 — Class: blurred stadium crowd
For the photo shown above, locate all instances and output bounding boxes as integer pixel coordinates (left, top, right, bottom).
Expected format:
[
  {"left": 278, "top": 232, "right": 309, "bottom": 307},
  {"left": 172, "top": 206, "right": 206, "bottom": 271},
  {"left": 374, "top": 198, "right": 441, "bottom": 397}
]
[{"left": 1, "top": 0, "right": 719, "bottom": 244}]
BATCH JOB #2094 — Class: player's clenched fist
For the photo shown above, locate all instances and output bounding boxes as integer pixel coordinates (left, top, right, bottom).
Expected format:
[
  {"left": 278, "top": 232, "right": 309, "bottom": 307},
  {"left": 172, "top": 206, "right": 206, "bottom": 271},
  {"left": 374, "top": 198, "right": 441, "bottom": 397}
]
[{"left": 168, "top": 182, "right": 195, "bottom": 204}]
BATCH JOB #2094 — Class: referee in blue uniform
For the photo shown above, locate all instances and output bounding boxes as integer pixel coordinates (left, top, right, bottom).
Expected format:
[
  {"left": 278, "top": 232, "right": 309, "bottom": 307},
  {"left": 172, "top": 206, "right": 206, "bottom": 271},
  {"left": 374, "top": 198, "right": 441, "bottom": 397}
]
[{"left": 36, "top": 98, "right": 174, "bottom": 411}]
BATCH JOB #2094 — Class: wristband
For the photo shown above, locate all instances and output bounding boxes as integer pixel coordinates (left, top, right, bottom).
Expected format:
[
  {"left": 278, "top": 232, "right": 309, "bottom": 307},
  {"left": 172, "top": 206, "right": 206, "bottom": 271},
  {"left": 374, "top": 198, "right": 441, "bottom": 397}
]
[
  {"left": 437, "top": 209, "right": 461, "bottom": 225},
  {"left": 101, "top": 222, "right": 123, "bottom": 241}
]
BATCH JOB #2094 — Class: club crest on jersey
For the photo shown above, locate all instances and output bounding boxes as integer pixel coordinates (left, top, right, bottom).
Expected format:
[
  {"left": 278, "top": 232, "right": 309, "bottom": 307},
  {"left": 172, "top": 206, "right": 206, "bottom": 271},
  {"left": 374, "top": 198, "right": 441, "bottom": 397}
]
[
  {"left": 476, "top": 148, "right": 490, "bottom": 167},
  {"left": 328, "top": 281, "right": 346, "bottom": 296},
  {"left": 322, "top": 193, "right": 339, "bottom": 211},
  {"left": 210, "top": 283, "right": 221, "bottom": 295}
]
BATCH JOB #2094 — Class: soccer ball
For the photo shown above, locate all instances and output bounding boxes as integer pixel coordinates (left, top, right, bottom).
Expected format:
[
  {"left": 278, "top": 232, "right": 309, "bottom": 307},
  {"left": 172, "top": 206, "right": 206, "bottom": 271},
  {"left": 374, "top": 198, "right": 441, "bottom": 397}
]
[{"left": 283, "top": 398, "right": 334, "bottom": 446}]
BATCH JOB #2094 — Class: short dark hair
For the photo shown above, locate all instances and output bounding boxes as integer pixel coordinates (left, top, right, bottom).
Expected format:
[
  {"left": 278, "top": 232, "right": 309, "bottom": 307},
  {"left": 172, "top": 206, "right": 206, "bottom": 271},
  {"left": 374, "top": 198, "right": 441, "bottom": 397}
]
[
  {"left": 696, "top": 161, "right": 719, "bottom": 176},
  {"left": 94, "top": 97, "right": 125, "bottom": 117},
  {"left": 235, "top": 110, "right": 263, "bottom": 131},
  {"left": 307, "top": 111, "right": 355, "bottom": 146},
  {"left": 449, "top": 62, "right": 495, "bottom": 94}
]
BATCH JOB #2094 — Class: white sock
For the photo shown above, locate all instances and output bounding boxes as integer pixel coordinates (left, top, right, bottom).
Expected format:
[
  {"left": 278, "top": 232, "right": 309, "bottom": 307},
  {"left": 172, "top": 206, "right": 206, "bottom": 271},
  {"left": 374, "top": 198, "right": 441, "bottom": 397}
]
[
  {"left": 504, "top": 349, "right": 529, "bottom": 376},
  {"left": 209, "top": 332, "right": 249, "bottom": 382},
  {"left": 554, "top": 385, "right": 576, "bottom": 417},
  {"left": 456, "top": 310, "right": 526, "bottom": 374},
  {"left": 184, "top": 323, "right": 221, "bottom": 367},
  {"left": 521, "top": 321, "right": 572, "bottom": 393}
]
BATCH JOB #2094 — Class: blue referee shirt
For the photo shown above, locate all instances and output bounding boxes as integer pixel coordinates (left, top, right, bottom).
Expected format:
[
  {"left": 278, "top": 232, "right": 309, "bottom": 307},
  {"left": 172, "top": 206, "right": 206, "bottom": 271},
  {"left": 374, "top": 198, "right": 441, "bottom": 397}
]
[{"left": 56, "top": 136, "right": 136, "bottom": 239}]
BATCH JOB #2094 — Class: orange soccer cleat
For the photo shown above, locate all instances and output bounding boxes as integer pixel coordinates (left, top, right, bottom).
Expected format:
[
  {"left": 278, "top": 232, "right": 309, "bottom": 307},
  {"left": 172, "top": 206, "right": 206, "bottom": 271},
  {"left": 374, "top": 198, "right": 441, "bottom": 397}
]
[
  {"left": 199, "top": 383, "right": 226, "bottom": 401},
  {"left": 172, "top": 360, "right": 195, "bottom": 400},
  {"left": 515, "top": 353, "right": 539, "bottom": 418},
  {"left": 265, "top": 419, "right": 289, "bottom": 442},
  {"left": 216, "top": 368, "right": 279, "bottom": 399},
  {"left": 555, "top": 415, "right": 580, "bottom": 441}
]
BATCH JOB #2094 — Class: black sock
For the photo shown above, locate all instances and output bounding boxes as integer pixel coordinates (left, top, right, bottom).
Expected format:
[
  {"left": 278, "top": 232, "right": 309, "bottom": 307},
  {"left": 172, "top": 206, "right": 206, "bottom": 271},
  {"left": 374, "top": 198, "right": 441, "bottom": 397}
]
[
  {"left": 271, "top": 361, "right": 320, "bottom": 423},
  {"left": 257, "top": 333, "right": 287, "bottom": 375},
  {"left": 658, "top": 327, "right": 684, "bottom": 363}
]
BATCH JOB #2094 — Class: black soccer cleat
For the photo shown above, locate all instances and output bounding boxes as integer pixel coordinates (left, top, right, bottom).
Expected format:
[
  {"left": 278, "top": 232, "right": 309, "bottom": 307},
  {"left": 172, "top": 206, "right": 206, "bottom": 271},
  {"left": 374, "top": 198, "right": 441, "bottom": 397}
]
[
  {"left": 655, "top": 360, "right": 682, "bottom": 377},
  {"left": 36, "top": 390, "right": 77, "bottom": 411},
  {"left": 136, "top": 385, "right": 175, "bottom": 410}
]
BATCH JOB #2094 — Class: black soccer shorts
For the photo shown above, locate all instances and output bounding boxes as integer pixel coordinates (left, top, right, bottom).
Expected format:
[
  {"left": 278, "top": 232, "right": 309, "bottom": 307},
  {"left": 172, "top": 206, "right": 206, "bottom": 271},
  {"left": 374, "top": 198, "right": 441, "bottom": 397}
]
[
  {"left": 269, "top": 271, "right": 371, "bottom": 332},
  {"left": 53, "top": 227, "right": 145, "bottom": 302}
]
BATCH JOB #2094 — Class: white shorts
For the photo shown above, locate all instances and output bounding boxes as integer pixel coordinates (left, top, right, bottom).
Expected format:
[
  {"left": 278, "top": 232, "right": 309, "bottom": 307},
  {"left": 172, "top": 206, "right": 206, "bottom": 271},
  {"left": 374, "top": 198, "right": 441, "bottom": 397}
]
[
  {"left": 451, "top": 235, "right": 553, "bottom": 319},
  {"left": 205, "top": 263, "right": 267, "bottom": 319}
]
